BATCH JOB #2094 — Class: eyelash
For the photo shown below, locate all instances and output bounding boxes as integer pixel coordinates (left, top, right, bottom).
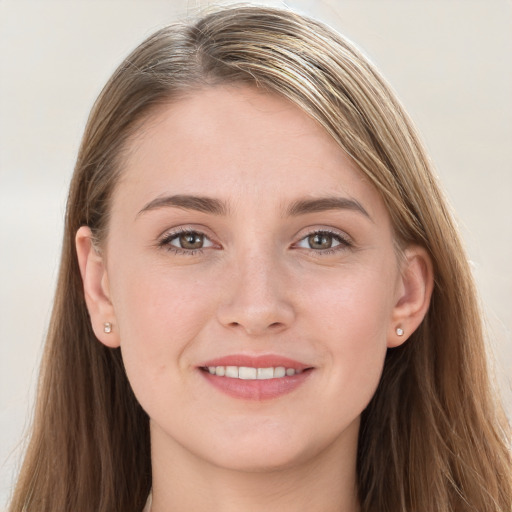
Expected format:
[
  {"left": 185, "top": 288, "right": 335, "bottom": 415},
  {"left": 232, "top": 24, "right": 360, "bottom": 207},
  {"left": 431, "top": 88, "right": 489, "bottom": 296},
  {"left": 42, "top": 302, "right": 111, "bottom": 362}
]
[
  {"left": 158, "top": 228, "right": 214, "bottom": 256},
  {"left": 157, "top": 228, "right": 352, "bottom": 256},
  {"left": 293, "top": 229, "right": 353, "bottom": 256}
]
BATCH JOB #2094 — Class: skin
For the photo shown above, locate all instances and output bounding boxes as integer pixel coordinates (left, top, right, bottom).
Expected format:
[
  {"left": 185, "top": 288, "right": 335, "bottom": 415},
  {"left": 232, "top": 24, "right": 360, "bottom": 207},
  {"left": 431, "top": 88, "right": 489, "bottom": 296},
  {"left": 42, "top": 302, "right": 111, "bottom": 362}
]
[{"left": 76, "top": 85, "right": 433, "bottom": 511}]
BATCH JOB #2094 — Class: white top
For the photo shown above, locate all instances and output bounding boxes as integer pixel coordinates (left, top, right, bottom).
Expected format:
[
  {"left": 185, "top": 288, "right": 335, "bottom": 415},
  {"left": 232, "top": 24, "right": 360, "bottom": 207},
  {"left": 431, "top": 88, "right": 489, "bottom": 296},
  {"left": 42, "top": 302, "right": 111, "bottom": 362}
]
[{"left": 142, "top": 492, "right": 152, "bottom": 512}]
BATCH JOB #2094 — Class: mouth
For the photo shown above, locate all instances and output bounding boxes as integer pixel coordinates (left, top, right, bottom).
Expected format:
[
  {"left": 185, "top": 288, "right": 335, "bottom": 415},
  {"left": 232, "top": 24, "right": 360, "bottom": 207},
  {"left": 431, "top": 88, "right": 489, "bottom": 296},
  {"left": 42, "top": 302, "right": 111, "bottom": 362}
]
[
  {"left": 198, "top": 355, "right": 314, "bottom": 400},
  {"left": 200, "top": 365, "right": 309, "bottom": 379}
]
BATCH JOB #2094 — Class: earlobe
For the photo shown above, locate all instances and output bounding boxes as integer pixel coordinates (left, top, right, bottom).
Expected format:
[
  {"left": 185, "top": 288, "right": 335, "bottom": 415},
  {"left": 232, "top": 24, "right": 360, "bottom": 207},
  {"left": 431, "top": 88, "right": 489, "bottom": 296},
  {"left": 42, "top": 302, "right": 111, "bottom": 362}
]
[
  {"left": 75, "top": 226, "right": 120, "bottom": 348},
  {"left": 388, "top": 245, "right": 434, "bottom": 348}
]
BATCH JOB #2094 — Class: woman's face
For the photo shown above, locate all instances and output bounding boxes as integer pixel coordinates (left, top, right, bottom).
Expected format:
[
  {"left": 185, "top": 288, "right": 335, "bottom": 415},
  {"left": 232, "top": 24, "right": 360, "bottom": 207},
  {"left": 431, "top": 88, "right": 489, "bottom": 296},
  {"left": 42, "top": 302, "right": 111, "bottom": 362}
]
[{"left": 90, "top": 85, "right": 412, "bottom": 471}]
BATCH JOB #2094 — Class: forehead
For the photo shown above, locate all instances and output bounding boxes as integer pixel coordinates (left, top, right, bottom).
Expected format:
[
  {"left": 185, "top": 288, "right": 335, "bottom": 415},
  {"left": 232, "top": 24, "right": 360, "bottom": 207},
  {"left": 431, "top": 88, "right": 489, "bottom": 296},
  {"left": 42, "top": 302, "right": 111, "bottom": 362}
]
[{"left": 114, "top": 85, "right": 385, "bottom": 219}]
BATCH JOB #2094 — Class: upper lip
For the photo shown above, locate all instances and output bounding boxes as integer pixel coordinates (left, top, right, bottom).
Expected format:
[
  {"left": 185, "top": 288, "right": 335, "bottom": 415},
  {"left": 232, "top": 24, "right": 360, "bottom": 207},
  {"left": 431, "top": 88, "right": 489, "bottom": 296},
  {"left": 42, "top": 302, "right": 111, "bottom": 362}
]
[{"left": 200, "top": 354, "right": 312, "bottom": 371}]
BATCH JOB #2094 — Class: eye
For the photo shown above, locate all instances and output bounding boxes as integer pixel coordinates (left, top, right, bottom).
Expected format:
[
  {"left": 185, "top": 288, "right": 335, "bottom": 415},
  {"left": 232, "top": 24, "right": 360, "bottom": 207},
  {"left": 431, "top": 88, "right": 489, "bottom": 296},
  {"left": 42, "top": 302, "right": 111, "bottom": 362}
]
[
  {"left": 160, "top": 229, "right": 215, "bottom": 252},
  {"left": 295, "top": 230, "right": 351, "bottom": 251}
]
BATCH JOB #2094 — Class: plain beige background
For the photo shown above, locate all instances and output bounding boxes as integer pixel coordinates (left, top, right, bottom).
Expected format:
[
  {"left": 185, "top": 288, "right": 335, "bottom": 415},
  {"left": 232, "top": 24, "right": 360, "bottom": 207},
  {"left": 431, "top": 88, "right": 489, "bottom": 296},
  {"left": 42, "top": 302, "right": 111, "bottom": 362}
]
[{"left": 1, "top": 0, "right": 511, "bottom": 508}]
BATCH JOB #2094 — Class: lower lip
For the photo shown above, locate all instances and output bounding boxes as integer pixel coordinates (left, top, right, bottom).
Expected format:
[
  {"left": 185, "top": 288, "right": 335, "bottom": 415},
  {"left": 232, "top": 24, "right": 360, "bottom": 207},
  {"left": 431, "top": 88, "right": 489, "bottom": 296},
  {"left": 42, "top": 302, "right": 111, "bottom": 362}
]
[{"left": 200, "top": 369, "right": 313, "bottom": 401}]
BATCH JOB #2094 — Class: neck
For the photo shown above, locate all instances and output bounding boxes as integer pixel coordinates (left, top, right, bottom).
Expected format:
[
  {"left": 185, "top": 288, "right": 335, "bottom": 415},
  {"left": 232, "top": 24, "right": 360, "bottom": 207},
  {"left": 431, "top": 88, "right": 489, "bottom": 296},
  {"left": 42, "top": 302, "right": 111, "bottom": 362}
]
[{"left": 150, "top": 420, "right": 360, "bottom": 512}]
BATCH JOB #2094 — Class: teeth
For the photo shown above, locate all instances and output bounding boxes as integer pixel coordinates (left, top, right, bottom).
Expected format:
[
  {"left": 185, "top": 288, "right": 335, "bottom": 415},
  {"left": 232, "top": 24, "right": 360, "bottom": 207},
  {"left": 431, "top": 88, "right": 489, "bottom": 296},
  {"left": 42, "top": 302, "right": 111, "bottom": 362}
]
[
  {"left": 239, "top": 366, "right": 257, "bottom": 380},
  {"left": 257, "top": 367, "right": 274, "bottom": 379},
  {"left": 225, "top": 366, "right": 238, "bottom": 378},
  {"left": 274, "top": 366, "right": 286, "bottom": 378},
  {"left": 206, "top": 365, "right": 300, "bottom": 380}
]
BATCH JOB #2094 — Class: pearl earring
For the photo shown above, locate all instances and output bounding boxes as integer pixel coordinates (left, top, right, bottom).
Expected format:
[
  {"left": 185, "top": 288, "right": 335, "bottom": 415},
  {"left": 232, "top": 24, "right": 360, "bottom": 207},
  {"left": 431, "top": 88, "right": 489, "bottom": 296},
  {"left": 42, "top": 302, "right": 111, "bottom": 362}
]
[
  {"left": 396, "top": 327, "right": 404, "bottom": 336},
  {"left": 103, "top": 322, "right": 112, "bottom": 334}
]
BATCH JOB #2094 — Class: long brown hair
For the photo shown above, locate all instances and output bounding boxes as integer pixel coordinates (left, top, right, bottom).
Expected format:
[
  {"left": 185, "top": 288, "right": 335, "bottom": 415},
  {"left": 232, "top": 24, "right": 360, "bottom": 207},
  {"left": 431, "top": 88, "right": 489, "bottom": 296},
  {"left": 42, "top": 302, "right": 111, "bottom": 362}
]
[{"left": 9, "top": 6, "right": 511, "bottom": 512}]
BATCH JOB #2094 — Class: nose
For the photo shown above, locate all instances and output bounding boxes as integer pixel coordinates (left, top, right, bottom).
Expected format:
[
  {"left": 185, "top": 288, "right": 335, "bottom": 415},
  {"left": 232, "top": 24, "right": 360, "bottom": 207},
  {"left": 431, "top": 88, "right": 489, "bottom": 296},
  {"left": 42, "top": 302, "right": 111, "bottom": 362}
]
[{"left": 216, "top": 252, "right": 295, "bottom": 336}]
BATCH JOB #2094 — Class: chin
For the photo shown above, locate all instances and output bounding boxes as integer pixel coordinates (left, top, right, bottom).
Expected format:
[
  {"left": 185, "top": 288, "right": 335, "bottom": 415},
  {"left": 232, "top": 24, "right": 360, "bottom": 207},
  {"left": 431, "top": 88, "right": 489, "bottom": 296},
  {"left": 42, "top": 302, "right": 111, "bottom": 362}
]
[
  {"left": 207, "top": 442, "right": 315, "bottom": 473},
  {"left": 195, "top": 421, "right": 349, "bottom": 474}
]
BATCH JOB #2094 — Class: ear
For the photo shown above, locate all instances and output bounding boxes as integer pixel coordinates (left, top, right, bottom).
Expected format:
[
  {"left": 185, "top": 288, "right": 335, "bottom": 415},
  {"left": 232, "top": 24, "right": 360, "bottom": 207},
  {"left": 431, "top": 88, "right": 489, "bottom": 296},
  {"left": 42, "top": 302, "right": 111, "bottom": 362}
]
[
  {"left": 75, "top": 226, "right": 120, "bottom": 348},
  {"left": 388, "top": 245, "right": 434, "bottom": 348}
]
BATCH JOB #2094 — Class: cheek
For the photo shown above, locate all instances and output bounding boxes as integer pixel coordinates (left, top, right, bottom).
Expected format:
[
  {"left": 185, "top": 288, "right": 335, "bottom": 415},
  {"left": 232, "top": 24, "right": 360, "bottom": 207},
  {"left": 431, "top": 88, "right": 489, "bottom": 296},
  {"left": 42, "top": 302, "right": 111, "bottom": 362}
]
[
  {"left": 303, "top": 262, "right": 396, "bottom": 342},
  {"left": 298, "top": 263, "right": 396, "bottom": 405},
  {"left": 108, "top": 264, "right": 216, "bottom": 401},
  {"left": 112, "top": 261, "right": 216, "bottom": 341}
]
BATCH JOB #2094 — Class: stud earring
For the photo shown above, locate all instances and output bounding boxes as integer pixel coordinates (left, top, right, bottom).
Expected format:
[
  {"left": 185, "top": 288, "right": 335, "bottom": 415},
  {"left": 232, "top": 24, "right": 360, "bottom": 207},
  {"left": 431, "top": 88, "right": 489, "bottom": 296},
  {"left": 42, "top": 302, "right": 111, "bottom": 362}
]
[
  {"left": 396, "top": 327, "right": 404, "bottom": 336},
  {"left": 103, "top": 322, "right": 112, "bottom": 334}
]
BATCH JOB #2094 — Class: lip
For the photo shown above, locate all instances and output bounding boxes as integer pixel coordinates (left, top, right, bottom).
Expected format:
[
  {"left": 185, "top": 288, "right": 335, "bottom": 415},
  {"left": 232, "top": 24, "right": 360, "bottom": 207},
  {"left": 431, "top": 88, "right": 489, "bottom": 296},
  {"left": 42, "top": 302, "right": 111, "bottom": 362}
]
[
  {"left": 198, "top": 354, "right": 314, "bottom": 401},
  {"left": 200, "top": 354, "right": 310, "bottom": 371}
]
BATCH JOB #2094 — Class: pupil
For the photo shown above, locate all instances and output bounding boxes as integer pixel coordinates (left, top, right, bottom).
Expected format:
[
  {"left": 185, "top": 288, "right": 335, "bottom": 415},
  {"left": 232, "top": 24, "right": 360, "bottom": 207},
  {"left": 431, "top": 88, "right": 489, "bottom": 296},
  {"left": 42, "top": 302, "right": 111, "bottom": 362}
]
[
  {"left": 309, "top": 233, "right": 332, "bottom": 249},
  {"left": 180, "top": 233, "right": 203, "bottom": 249}
]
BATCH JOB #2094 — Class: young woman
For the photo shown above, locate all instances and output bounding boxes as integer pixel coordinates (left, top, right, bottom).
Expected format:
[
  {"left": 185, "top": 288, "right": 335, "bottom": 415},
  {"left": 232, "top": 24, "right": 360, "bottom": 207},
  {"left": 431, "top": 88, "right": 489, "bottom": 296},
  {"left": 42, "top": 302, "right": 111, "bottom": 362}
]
[{"left": 9, "top": 6, "right": 511, "bottom": 512}]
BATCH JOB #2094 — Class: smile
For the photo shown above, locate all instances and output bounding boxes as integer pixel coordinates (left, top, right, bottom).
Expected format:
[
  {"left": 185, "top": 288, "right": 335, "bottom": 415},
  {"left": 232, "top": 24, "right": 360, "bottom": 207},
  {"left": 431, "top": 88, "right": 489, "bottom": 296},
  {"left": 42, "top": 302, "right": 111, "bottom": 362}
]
[
  {"left": 205, "top": 366, "right": 302, "bottom": 379},
  {"left": 199, "top": 355, "right": 313, "bottom": 400}
]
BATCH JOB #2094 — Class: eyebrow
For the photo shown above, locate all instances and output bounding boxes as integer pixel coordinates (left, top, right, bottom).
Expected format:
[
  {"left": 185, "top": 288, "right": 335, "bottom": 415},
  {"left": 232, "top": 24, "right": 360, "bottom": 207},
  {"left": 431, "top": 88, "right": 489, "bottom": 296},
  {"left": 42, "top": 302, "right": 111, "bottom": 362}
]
[
  {"left": 137, "top": 194, "right": 371, "bottom": 221},
  {"left": 137, "top": 194, "right": 228, "bottom": 217},
  {"left": 286, "top": 196, "right": 371, "bottom": 220}
]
